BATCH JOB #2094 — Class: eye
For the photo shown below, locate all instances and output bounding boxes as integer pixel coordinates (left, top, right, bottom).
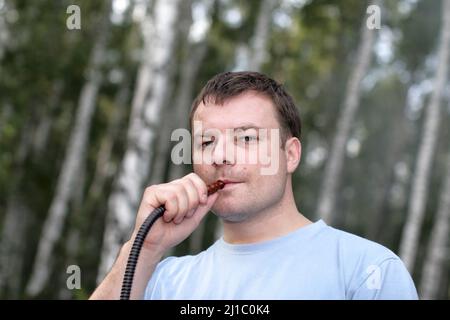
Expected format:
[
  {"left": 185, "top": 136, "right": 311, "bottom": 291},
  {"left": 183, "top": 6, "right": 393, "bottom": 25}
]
[
  {"left": 201, "top": 135, "right": 215, "bottom": 148},
  {"left": 201, "top": 140, "right": 213, "bottom": 148},
  {"left": 237, "top": 135, "right": 258, "bottom": 143}
]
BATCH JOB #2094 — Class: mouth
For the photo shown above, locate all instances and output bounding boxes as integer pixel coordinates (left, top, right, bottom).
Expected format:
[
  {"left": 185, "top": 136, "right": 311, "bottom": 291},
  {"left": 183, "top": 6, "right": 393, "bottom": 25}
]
[{"left": 220, "top": 179, "right": 243, "bottom": 191}]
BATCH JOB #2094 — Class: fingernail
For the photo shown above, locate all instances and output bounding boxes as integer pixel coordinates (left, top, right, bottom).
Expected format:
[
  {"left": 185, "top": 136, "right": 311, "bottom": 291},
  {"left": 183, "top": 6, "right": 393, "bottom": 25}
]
[{"left": 202, "top": 194, "right": 208, "bottom": 203}]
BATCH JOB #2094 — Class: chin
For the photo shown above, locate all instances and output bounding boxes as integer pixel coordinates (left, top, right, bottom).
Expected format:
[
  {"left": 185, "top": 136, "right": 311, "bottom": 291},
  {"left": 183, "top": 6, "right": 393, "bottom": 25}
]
[
  {"left": 213, "top": 211, "right": 249, "bottom": 223},
  {"left": 211, "top": 203, "right": 252, "bottom": 222},
  {"left": 212, "top": 200, "right": 239, "bottom": 214}
]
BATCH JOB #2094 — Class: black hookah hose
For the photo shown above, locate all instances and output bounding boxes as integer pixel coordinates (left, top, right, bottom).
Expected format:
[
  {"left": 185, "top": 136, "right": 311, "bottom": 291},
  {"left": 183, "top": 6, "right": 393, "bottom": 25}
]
[{"left": 120, "top": 180, "right": 225, "bottom": 300}]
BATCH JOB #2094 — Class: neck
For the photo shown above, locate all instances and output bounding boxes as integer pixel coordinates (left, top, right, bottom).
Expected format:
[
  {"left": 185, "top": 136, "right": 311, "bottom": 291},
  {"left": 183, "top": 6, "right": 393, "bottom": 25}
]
[{"left": 222, "top": 179, "right": 311, "bottom": 244}]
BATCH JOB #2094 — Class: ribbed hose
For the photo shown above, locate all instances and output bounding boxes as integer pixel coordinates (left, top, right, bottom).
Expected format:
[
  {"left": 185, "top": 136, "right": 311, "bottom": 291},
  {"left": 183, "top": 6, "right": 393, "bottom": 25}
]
[{"left": 120, "top": 206, "right": 165, "bottom": 300}]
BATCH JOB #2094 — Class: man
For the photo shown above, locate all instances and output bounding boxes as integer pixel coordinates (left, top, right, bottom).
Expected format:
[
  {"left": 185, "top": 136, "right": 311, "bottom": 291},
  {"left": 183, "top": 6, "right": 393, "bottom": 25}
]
[{"left": 91, "top": 71, "right": 418, "bottom": 300}]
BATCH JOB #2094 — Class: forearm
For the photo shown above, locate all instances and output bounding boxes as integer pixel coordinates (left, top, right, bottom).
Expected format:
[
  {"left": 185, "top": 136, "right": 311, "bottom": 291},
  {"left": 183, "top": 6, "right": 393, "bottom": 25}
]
[{"left": 89, "top": 240, "right": 163, "bottom": 300}]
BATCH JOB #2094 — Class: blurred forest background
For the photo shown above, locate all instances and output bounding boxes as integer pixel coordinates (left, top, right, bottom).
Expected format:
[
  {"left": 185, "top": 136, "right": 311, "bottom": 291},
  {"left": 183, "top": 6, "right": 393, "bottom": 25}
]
[{"left": 0, "top": 0, "right": 449, "bottom": 300}]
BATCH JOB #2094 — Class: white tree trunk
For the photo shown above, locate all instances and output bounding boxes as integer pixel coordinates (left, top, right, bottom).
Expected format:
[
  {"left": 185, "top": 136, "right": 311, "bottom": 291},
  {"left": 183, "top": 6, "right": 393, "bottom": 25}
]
[
  {"left": 0, "top": 118, "right": 34, "bottom": 298},
  {"left": 149, "top": 0, "right": 194, "bottom": 186},
  {"left": 316, "top": 2, "right": 377, "bottom": 224},
  {"left": 97, "top": 0, "right": 181, "bottom": 282},
  {"left": 0, "top": 1, "right": 10, "bottom": 60},
  {"left": 420, "top": 149, "right": 450, "bottom": 299},
  {"left": 0, "top": 196, "right": 30, "bottom": 298},
  {"left": 57, "top": 161, "right": 85, "bottom": 299},
  {"left": 168, "top": 0, "right": 213, "bottom": 182},
  {"left": 57, "top": 223, "right": 81, "bottom": 299},
  {"left": 399, "top": 0, "right": 450, "bottom": 272},
  {"left": 32, "top": 80, "right": 64, "bottom": 156},
  {"left": 367, "top": 97, "right": 413, "bottom": 239},
  {"left": 167, "top": 42, "right": 208, "bottom": 183},
  {"left": 87, "top": 81, "right": 130, "bottom": 205},
  {"left": 154, "top": 41, "right": 208, "bottom": 184},
  {"left": 58, "top": 81, "right": 131, "bottom": 299},
  {"left": 248, "top": 0, "right": 276, "bottom": 71},
  {"left": 25, "top": 4, "right": 111, "bottom": 296},
  {"left": 0, "top": 102, "right": 12, "bottom": 141},
  {"left": 170, "top": 42, "right": 209, "bottom": 252}
]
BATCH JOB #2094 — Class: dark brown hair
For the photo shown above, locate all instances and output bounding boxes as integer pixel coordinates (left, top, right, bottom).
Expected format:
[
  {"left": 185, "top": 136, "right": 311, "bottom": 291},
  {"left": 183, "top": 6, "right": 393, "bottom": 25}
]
[{"left": 189, "top": 71, "right": 301, "bottom": 144}]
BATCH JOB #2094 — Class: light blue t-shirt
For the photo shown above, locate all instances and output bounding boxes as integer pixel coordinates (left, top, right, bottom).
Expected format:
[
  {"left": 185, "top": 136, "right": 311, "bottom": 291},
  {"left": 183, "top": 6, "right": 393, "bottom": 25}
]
[{"left": 144, "top": 220, "right": 418, "bottom": 299}]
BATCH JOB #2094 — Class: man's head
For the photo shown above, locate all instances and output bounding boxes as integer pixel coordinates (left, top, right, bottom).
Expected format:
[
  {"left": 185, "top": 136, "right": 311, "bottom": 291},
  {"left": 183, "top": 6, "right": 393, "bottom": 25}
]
[
  {"left": 190, "top": 71, "right": 302, "bottom": 222},
  {"left": 190, "top": 71, "right": 301, "bottom": 145}
]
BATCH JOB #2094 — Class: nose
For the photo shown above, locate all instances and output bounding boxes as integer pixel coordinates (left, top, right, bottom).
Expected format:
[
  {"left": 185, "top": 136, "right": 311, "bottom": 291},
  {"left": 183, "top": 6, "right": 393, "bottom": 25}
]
[{"left": 212, "top": 133, "right": 235, "bottom": 166}]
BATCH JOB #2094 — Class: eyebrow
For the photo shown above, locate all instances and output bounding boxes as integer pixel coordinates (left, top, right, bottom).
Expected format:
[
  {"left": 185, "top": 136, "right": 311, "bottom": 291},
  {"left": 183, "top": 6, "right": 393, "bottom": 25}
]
[
  {"left": 234, "top": 125, "right": 262, "bottom": 131},
  {"left": 193, "top": 125, "right": 263, "bottom": 138}
]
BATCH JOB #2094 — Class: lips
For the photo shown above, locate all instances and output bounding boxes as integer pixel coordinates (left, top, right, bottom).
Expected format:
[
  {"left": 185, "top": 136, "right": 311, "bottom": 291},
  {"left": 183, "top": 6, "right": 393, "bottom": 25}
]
[
  {"left": 219, "top": 179, "right": 243, "bottom": 190},
  {"left": 221, "top": 179, "right": 241, "bottom": 184}
]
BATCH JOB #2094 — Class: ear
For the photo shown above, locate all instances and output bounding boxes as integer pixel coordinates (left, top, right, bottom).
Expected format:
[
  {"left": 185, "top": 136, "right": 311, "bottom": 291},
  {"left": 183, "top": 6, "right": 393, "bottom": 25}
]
[{"left": 284, "top": 137, "right": 301, "bottom": 174}]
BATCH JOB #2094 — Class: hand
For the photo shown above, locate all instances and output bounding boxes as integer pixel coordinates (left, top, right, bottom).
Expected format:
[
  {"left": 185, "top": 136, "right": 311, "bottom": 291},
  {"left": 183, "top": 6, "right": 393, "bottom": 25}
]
[{"left": 131, "top": 173, "right": 219, "bottom": 255}]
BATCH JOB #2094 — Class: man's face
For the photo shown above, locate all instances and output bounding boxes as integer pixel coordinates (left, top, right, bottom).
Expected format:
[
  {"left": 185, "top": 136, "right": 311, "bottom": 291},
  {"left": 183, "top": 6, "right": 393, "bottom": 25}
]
[{"left": 192, "top": 91, "right": 291, "bottom": 222}]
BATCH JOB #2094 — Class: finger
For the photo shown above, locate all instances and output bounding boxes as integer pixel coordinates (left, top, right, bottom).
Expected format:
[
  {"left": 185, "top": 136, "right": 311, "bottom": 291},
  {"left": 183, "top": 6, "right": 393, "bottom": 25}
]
[
  {"left": 142, "top": 186, "right": 175, "bottom": 223},
  {"left": 151, "top": 187, "right": 179, "bottom": 223},
  {"left": 187, "top": 173, "right": 208, "bottom": 204},
  {"left": 183, "top": 178, "right": 201, "bottom": 211},
  {"left": 173, "top": 184, "right": 189, "bottom": 224},
  {"left": 186, "top": 208, "right": 196, "bottom": 218}
]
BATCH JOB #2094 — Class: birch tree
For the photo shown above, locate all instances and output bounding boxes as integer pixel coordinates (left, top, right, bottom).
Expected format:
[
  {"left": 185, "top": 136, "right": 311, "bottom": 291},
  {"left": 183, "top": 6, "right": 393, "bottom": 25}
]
[
  {"left": 149, "top": 0, "right": 194, "bottom": 186},
  {"left": 0, "top": 1, "right": 10, "bottom": 61},
  {"left": 168, "top": 42, "right": 209, "bottom": 182},
  {"left": 58, "top": 80, "right": 130, "bottom": 299},
  {"left": 247, "top": 0, "right": 277, "bottom": 71},
  {"left": 317, "top": 1, "right": 378, "bottom": 224},
  {"left": 0, "top": 117, "right": 34, "bottom": 298},
  {"left": 32, "top": 80, "right": 64, "bottom": 156},
  {"left": 420, "top": 147, "right": 450, "bottom": 299},
  {"left": 399, "top": 0, "right": 450, "bottom": 272},
  {"left": 85, "top": 81, "right": 130, "bottom": 214},
  {"left": 97, "top": 0, "right": 181, "bottom": 281},
  {"left": 25, "top": 3, "right": 112, "bottom": 296},
  {"left": 0, "top": 103, "right": 12, "bottom": 141}
]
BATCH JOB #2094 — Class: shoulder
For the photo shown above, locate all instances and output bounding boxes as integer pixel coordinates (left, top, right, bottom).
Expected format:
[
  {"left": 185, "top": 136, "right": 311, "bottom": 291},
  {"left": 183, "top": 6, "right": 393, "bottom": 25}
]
[
  {"left": 144, "top": 249, "right": 211, "bottom": 299},
  {"left": 327, "top": 227, "right": 399, "bottom": 263},
  {"left": 153, "top": 251, "right": 205, "bottom": 277},
  {"left": 148, "top": 245, "right": 215, "bottom": 284},
  {"left": 316, "top": 223, "right": 417, "bottom": 299},
  {"left": 320, "top": 224, "right": 398, "bottom": 264},
  {"left": 158, "top": 243, "right": 216, "bottom": 271}
]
